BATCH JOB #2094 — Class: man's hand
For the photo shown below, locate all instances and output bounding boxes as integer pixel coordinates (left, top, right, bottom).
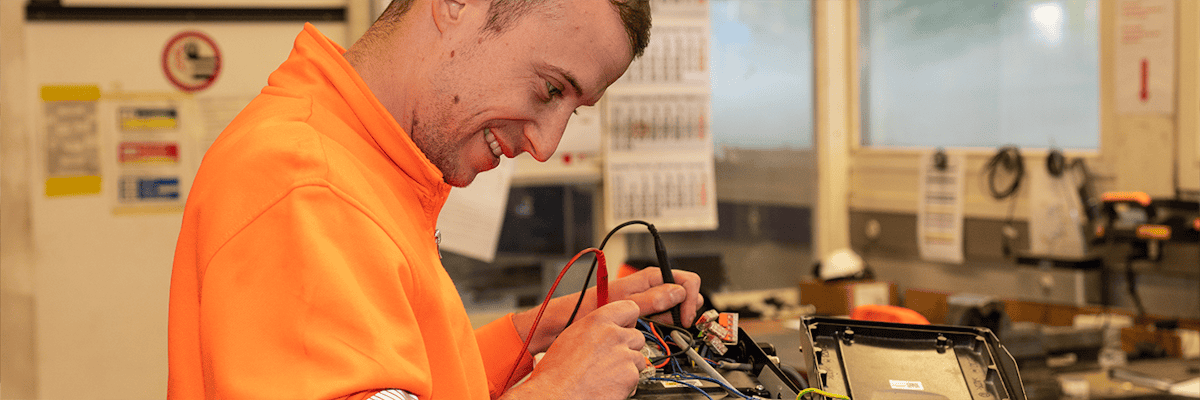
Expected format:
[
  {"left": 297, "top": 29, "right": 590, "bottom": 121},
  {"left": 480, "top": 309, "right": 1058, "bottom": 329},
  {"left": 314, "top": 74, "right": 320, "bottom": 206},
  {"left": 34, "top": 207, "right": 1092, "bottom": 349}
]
[
  {"left": 511, "top": 267, "right": 703, "bottom": 355},
  {"left": 502, "top": 300, "right": 647, "bottom": 400},
  {"left": 608, "top": 267, "right": 704, "bottom": 328}
]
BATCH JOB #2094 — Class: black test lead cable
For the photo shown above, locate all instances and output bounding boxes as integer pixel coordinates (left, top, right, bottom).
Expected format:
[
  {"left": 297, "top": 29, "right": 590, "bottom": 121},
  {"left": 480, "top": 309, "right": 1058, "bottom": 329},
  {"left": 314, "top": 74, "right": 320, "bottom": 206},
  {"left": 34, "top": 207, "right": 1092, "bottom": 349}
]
[
  {"left": 565, "top": 220, "right": 683, "bottom": 328},
  {"left": 986, "top": 146, "right": 1024, "bottom": 257}
]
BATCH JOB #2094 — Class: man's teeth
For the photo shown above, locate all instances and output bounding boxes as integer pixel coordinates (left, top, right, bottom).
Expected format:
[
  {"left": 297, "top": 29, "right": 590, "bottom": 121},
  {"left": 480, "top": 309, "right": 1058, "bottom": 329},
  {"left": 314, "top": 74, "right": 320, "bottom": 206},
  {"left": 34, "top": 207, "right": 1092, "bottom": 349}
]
[{"left": 485, "top": 129, "right": 502, "bottom": 158}]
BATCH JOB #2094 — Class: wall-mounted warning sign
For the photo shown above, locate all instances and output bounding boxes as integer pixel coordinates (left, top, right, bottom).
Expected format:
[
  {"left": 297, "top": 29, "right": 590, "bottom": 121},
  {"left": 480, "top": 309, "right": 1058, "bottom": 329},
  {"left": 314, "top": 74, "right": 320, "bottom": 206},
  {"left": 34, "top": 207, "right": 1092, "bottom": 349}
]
[
  {"left": 120, "top": 107, "right": 177, "bottom": 131},
  {"left": 161, "top": 31, "right": 222, "bottom": 93},
  {"left": 119, "top": 175, "right": 181, "bottom": 203},
  {"left": 119, "top": 141, "right": 180, "bottom": 165}
]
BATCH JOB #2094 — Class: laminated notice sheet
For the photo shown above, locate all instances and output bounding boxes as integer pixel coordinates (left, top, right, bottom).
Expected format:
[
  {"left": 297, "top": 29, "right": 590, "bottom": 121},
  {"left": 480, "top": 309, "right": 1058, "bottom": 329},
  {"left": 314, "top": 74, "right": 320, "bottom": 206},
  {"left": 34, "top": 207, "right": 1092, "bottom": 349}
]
[{"left": 917, "top": 151, "right": 965, "bottom": 264}]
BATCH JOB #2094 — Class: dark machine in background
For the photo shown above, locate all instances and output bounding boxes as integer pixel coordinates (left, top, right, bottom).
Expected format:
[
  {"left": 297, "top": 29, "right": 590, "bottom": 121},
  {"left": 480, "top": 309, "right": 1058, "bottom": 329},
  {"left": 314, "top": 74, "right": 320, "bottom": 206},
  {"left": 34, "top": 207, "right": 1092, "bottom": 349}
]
[
  {"left": 1092, "top": 193, "right": 1200, "bottom": 317},
  {"left": 497, "top": 185, "right": 594, "bottom": 256}
]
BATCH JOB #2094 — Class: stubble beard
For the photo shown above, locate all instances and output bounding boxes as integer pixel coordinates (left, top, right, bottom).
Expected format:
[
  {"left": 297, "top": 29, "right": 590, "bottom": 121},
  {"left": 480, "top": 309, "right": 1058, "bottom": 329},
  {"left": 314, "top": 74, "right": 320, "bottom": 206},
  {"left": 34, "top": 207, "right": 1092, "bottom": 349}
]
[
  {"left": 411, "top": 112, "right": 474, "bottom": 188},
  {"left": 411, "top": 41, "right": 490, "bottom": 188}
]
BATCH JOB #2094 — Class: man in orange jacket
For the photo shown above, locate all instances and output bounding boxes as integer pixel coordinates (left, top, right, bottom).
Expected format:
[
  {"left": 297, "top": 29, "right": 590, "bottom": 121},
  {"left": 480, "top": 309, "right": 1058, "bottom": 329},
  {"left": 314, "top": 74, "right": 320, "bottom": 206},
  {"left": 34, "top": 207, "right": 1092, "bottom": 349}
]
[{"left": 168, "top": 0, "right": 703, "bottom": 399}]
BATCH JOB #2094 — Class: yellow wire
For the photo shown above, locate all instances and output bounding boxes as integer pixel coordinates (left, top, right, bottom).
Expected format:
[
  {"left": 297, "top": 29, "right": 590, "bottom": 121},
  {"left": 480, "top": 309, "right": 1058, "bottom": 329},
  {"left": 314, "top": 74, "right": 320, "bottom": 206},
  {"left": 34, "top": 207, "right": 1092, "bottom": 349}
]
[{"left": 797, "top": 388, "right": 850, "bottom": 400}]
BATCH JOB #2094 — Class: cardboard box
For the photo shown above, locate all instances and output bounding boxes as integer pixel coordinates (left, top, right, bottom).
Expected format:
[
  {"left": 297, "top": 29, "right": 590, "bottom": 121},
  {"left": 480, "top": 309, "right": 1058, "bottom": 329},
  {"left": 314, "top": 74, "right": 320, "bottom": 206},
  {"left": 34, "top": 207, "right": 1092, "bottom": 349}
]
[
  {"left": 904, "top": 289, "right": 950, "bottom": 324},
  {"left": 1121, "top": 326, "right": 1184, "bottom": 358},
  {"left": 799, "top": 280, "right": 899, "bottom": 316}
]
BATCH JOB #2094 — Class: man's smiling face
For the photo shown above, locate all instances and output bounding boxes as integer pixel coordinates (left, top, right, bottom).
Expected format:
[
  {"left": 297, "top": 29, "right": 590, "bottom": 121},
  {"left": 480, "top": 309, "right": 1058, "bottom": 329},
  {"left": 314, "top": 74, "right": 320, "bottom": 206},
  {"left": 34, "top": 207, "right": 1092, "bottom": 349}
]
[{"left": 411, "top": 0, "right": 634, "bottom": 187}]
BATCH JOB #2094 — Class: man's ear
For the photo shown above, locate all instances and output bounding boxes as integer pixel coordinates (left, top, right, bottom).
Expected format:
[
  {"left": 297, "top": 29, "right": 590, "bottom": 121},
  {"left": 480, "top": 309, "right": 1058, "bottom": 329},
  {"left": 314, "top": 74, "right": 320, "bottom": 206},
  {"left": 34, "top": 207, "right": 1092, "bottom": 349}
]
[{"left": 432, "top": 0, "right": 479, "bottom": 35}]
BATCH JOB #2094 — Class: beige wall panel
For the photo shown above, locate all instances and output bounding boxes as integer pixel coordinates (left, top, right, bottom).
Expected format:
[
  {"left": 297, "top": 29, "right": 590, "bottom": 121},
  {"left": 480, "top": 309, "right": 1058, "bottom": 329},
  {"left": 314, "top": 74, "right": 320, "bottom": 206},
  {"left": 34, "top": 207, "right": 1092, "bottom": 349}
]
[
  {"left": 1178, "top": 0, "right": 1199, "bottom": 192},
  {"left": 1112, "top": 116, "right": 1176, "bottom": 196},
  {"left": 1, "top": 0, "right": 36, "bottom": 398}
]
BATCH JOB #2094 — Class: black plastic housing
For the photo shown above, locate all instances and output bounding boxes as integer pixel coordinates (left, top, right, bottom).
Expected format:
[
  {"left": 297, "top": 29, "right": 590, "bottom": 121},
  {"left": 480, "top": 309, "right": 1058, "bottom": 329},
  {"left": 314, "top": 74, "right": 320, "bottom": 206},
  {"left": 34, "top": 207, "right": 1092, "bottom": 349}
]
[{"left": 799, "top": 317, "right": 1027, "bottom": 400}]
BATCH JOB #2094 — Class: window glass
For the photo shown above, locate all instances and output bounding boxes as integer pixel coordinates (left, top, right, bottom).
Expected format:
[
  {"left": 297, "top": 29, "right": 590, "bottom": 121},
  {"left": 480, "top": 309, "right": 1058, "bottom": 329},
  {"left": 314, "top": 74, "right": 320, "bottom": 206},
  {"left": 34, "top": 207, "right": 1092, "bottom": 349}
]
[
  {"left": 711, "top": 0, "right": 813, "bottom": 149},
  {"left": 861, "top": 0, "right": 1099, "bottom": 149}
]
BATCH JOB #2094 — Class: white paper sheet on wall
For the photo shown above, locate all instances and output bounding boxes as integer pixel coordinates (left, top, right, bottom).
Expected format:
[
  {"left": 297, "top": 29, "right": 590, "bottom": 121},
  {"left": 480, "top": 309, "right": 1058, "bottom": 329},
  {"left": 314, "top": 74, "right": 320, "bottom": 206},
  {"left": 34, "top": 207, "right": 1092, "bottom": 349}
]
[
  {"left": 604, "top": 152, "right": 717, "bottom": 231},
  {"left": 600, "top": 14, "right": 717, "bottom": 233},
  {"left": 601, "top": 90, "right": 716, "bottom": 231},
  {"left": 1026, "top": 164, "right": 1087, "bottom": 258},
  {"left": 917, "top": 151, "right": 965, "bottom": 264},
  {"left": 1115, "top": 0, "right": 1176, "bottom": 114},
  {"left": 437, "top": 158, "right": 515, "bottom": 262}
]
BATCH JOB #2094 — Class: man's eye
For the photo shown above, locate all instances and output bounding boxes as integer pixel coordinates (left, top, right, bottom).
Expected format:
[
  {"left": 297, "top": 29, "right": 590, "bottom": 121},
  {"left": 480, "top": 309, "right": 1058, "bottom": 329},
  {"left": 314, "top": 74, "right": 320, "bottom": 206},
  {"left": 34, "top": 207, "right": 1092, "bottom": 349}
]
[{"left": 546, "top": 81, "right": 563, "bottom": 99}]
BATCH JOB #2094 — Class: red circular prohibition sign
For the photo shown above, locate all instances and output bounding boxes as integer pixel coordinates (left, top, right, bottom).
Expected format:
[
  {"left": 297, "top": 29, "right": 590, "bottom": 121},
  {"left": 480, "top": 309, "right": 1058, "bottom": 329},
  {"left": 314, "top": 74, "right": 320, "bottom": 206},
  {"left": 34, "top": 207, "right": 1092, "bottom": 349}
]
[{"left": 161, "top": 31, "right": 223, "bottom": 93}]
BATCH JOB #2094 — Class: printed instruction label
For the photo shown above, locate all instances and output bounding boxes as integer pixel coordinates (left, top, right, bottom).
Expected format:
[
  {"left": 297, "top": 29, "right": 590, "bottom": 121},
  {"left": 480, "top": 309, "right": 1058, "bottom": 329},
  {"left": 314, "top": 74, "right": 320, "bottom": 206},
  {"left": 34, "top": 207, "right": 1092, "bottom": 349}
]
[{"left": 889, "top": 380, "right": 925, "bottom": 391}]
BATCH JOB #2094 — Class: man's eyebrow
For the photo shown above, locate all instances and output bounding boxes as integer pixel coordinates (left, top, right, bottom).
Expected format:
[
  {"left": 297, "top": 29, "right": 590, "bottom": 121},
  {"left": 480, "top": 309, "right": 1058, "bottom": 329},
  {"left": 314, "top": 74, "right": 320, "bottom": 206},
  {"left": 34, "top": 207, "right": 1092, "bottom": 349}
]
[{"left": 544, "top": 63, "right": 584, "bottom": 99}]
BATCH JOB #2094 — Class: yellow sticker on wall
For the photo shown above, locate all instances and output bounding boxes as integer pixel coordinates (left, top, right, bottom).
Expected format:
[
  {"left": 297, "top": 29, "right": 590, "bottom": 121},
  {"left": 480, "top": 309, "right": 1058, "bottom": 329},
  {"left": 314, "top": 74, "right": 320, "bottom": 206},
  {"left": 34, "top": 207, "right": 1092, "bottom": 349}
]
[{"left": 45, "top": 175, "right": 102, "bottom": 197}]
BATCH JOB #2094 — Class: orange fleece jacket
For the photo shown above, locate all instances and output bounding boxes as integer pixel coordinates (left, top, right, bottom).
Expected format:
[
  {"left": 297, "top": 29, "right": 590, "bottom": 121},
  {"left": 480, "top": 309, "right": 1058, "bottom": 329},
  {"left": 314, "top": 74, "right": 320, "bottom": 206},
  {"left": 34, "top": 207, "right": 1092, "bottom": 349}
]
[{"left": 168, "top": 24, "right": 531, "bottom": 400}]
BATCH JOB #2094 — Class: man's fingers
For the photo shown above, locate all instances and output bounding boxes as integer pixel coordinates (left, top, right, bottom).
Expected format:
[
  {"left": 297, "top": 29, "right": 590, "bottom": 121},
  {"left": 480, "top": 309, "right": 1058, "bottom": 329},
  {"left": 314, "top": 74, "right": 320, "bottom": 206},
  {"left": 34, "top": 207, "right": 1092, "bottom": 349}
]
[
  {"left": 587, "top": 302, "right": 645, "bottom": 351},
  {"left": 668, "top": 270, "right": 702, "bottom": 326},
  {"left": 645, "top": 312, "right": 674, "bottom": 327},
  {"left": 622, "top": 327, "right": 646, "bottom": 350},
  {"left": 592, "top": 300, "right": 640, "bottom": 328},
  {"left": 632, "top": 268, "right": 701, "bottom": 290},
  {"left": 680, "top": 292, "right": 704, "bottom": 327},
  {"left": 624, "top": 284, "right": 686, "bottom": 316},
  {"left": 634, "top": 269, "right": 702, "bottom": 323}
]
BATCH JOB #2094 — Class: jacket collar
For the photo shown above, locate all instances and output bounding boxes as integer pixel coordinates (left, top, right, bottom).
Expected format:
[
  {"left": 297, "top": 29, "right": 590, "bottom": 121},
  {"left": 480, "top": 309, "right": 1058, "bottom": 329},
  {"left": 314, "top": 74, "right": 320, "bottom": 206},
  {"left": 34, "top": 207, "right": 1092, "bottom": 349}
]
[{"left": 278, "top": 23, "right": 452, "bottom": 220}]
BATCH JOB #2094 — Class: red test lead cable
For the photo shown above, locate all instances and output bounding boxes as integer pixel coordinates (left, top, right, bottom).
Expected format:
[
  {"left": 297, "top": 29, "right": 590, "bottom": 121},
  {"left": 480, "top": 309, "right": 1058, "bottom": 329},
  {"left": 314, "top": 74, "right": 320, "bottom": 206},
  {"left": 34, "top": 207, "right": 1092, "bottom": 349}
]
[
  {"left": 595, "top": 251, "right": 609, "bottom": 307},
  {"left": 503, "top": 247, "right": 608, "bottom": 390}
]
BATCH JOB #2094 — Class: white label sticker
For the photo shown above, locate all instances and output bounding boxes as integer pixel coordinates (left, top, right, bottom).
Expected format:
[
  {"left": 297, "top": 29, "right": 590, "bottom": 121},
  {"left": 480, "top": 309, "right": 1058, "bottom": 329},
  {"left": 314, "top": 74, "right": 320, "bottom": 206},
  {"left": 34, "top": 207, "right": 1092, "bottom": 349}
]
[
  {"left": 889, "top": 380, "right": 925, "bottom": 391},
  {"left": 658, "top": 379, "right": 703, "bottom": 388}
]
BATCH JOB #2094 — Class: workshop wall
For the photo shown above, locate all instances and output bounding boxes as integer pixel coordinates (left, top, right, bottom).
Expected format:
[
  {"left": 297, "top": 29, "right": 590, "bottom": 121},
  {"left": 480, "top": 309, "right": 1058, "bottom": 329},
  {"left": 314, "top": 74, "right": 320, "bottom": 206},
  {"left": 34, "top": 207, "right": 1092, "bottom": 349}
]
[{"left": 1, "top": 5, "right": 349, "bottom": 399}]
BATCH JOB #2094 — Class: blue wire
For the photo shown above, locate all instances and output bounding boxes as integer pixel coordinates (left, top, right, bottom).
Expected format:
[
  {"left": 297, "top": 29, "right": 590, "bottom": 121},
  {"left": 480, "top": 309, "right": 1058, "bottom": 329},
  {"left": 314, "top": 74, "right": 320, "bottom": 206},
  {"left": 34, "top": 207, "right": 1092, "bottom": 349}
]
[
  {"left": 640, "top": 324, "right": 758, "bottom": 399},
  {"left": 677, "top": 372, "right": 755, "bottom": 400},
  {"left": 637, "top": 319, "right": 759, "bottom": 400},
  {"left": 638, "top": 320, "right": 668, "bottom": 348},
  {"left": 647, "top": 377, "right": 714, "bottom": 400}
]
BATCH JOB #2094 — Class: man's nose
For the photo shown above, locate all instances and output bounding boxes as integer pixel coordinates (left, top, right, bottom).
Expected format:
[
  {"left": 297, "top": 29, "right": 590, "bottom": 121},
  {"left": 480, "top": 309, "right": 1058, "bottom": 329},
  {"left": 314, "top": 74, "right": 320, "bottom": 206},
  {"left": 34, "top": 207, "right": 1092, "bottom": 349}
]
[{"left": 525, "top": 110, "right": 573, "bottom": 162}]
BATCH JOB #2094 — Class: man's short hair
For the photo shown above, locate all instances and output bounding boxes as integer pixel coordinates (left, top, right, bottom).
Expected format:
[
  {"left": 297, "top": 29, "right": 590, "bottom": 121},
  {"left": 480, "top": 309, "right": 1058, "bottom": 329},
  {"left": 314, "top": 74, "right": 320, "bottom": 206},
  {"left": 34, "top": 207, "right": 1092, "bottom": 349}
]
[
  {"left": 606, "top": 0, "right": 652, "bottom": 59},
  {"left": 376, "top": 0, "right": 651, "bottom": 58}
]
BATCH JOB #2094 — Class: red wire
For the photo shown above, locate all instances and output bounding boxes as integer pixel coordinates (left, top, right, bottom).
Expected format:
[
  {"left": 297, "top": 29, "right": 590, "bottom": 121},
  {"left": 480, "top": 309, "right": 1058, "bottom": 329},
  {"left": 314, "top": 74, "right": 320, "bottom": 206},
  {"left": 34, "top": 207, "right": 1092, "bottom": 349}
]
[
  {"left": 595, "top": 251, "right": 609, "bottom": 307},
  {"left": 648, "top": 322, "right": 672, "bottom": 368},
  {"left": 649, "top": 322, "right": 668, "bottom": 351},
  {"left": 503, "top": 248, "right": 607, "bottom": 391}
]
